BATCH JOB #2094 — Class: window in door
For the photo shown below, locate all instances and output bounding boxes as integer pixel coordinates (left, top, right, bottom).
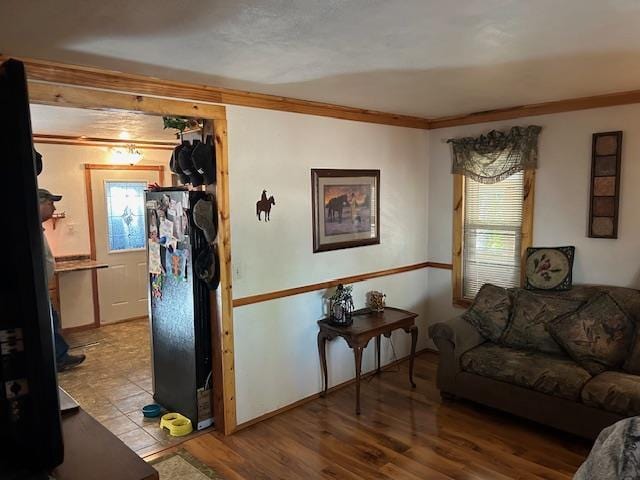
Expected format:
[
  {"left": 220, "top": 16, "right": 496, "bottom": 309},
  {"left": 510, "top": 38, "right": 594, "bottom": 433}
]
[
  {"left": 453, "top": 170, "right": 535, "bottom": 305},
  {"left": 105, "top": 180, "right": 147, "bottom": 252}
]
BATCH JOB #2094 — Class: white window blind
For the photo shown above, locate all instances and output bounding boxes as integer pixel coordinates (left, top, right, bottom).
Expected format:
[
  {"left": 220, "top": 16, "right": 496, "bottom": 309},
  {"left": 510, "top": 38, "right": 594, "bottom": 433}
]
[{"left": 462, "top": 171, "right": 524, "bottom": 299}]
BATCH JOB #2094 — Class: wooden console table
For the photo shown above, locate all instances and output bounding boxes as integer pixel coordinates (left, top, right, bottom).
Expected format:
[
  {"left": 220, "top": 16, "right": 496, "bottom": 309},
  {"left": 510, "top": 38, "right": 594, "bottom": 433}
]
[{"left": 317, "top": 307, "right": 418, "bottom": 414}]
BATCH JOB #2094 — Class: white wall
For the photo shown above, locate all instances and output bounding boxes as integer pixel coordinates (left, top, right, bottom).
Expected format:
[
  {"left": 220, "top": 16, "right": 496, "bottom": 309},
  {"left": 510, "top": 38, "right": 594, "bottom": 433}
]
[
  {"left": 426, "top": 103, "right": 640, "bottom": 324},
  {"left": 35, "top": 143, "right": 167, "bottom": 328},
  {"left": 227, "top": 106, "right": 430, "bottom": 424}
]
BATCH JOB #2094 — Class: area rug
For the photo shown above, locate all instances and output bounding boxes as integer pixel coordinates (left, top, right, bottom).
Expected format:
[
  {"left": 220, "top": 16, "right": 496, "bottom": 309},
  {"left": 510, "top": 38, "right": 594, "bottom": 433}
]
[{"left": 150, "top": 449, "right": 224, "bottom": 479}]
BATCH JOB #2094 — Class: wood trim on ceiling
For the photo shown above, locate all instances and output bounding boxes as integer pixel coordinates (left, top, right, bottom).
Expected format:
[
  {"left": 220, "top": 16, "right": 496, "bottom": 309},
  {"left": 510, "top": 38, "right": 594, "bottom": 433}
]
[
  {"left": 3, "top": 55, "right": 640, "bottom": 130},
  {"left": 5, "top": 55, "right": 431, "bottom": 129},
  {"left": 232, "top": 262, "right": 452, "bottom": 308},
  {"left": 26, "top": 81, "right": 227, "bottom": 121},
  {"left": 84, "top": 163, "right": 165, "bottom": 172},
  {"left": 428, "top": 90, "right": 640, "bottom": 129},
  {"left": 33, "top": 134, "right": 177, "bottom": 151}
]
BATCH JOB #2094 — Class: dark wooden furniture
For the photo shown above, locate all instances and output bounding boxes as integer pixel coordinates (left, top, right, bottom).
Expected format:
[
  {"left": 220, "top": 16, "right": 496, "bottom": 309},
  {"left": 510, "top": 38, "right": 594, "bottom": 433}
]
[
  {"left": 52, "top": 408, "right": 158, "bottom": 480},
  {"left": 317, "top": 307, "right": 418, "bottom": 414}
]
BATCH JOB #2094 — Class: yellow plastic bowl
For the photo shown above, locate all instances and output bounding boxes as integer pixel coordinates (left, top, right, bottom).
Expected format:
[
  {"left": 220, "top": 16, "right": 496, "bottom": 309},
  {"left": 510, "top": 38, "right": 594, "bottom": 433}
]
[{"left": 160, "top": 412, "right": 193, "bottom": 437}]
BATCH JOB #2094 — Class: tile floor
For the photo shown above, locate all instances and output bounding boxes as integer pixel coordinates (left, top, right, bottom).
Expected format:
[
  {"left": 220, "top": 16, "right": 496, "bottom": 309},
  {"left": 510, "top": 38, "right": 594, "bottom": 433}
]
[{"left": 58, "top": 318, "right": 197, "bottom": 456}]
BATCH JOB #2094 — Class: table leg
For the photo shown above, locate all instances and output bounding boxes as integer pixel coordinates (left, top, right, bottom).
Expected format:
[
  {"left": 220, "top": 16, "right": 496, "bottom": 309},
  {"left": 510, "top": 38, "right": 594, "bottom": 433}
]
[
  {"left": 317, "top": 332, "right": 328, "bottom": 396},
  {"left": 354, "top": 346, "right": 364, "bottom": 415},
  {"left": 376, "top": 335, "right": 381, "bottom": 374},
  {"left": 407, "top": 325, "right": 418, "bottom": 388}
]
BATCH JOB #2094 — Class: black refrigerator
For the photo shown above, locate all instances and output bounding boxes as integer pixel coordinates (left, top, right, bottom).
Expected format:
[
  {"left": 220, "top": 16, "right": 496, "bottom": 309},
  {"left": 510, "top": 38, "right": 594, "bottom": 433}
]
[{"left": 144, "top": 188, "right": 213, "bottom": 430}]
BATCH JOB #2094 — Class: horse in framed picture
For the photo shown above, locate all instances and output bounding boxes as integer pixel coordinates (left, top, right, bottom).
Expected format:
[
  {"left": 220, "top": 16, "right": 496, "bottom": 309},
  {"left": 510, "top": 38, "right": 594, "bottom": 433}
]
[{"left": 326, "top": 194, "right": 348, "bottom": 223}]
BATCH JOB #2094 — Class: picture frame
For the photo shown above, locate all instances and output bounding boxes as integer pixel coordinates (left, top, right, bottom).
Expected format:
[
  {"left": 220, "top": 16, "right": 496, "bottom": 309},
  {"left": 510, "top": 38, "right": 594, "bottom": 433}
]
[
  {"left": 311, "top": 169, "right": 380, "bottom": 253},
  {"left": 588, "top": 131, "right": 623, "bottom": 238}
]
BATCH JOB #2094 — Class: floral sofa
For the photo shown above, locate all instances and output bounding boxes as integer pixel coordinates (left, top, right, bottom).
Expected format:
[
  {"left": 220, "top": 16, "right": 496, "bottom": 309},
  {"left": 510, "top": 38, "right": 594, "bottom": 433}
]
[{"left": 428, "top": 284, "right": 640, "bottom": 439}]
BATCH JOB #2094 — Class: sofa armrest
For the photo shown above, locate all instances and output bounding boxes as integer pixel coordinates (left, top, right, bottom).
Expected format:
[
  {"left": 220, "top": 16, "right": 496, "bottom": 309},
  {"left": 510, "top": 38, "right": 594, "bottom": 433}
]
[
  {"left": 428, "top": 316, "right": 485, "bottom": 392},
  {"left": 428, "top": 315, "right": 484, "bottom": 357}
]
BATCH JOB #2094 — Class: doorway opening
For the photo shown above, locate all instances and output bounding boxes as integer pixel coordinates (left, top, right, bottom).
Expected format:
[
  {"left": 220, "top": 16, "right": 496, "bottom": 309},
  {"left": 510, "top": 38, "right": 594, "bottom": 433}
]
[{"left": 31, "top": 102, "right": 224, "bottom": 455}]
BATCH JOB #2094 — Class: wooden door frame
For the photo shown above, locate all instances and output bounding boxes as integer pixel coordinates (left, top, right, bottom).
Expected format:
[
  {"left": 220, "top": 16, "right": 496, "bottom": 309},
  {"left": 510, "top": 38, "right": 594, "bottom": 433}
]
[
  {"left": 28, "top": 79, "right": 236, "bottom": 435},
  {"left": 84, "top": 164, "right": 165, "bottom": 328}
]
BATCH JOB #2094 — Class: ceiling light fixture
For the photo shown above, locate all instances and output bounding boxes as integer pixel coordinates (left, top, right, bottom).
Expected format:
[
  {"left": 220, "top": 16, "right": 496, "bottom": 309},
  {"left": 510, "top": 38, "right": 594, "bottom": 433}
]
[{"left": 111, "top": 144, "right": 143, "bottom": 165}]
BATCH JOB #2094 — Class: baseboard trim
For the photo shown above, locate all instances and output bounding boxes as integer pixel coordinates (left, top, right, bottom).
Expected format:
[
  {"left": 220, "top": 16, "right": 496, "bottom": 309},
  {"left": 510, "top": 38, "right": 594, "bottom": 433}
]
[
  {"left": 62, "top": 314, "right": 148, "bottom": 334},
  {"left": 233, "top": 347, "right": 438, "bottom": 433},
  {"left": 61, "top": 323, "right": 98, "bottom": 335}
]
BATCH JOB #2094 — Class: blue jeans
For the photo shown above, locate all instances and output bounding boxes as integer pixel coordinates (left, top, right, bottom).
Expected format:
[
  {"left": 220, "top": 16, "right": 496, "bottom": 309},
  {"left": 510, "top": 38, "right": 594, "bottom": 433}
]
[{"left": 51, "top": 307, "right": 69, "bottom": 363}]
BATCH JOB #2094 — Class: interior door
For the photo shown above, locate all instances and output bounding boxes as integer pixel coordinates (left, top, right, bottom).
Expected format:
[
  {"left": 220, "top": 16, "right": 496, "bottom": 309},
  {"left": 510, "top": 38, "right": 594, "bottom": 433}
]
[{"left": 90, "top": 168, "right": 161, "bottom": 324}]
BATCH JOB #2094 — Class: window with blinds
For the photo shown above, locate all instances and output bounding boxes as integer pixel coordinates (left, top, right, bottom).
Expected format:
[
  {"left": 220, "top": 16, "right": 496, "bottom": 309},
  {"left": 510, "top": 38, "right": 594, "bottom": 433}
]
[{"left": 462, "top": 171, "right": 524, "bottom": 299}]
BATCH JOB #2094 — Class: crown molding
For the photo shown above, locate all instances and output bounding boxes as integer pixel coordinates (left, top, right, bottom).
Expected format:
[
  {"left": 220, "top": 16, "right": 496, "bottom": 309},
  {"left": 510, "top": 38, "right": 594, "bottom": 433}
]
[
  {"left": 1, "top": 55, "right": 431, "bottom": 130},
  {"left": 5, "top": 55, "right": 640, "bottom": 131},
  {"left": 428, "top": 90, "right": 640, "bottom": 129}
]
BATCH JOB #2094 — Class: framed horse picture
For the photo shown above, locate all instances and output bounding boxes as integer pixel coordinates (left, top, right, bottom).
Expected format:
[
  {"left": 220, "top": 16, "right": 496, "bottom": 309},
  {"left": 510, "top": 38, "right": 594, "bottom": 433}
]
[{"left": 311, "top": 169, "right": 380, "bottom": 253}]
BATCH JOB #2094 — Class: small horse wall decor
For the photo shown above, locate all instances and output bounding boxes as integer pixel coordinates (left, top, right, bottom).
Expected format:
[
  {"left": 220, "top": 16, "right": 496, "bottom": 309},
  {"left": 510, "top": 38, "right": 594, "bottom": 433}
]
[{"left": 256, "top": 189, "right": 276, "bottom": 221}]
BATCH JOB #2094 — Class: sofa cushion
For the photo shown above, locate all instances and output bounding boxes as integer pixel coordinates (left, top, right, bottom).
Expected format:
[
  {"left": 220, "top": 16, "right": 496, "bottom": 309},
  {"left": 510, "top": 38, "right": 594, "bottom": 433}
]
[
  {"left": 460, "top": 343, "right": 592, "bottom": 401},
  {"left": 500, "top": 289, "right": 584, "bottom": 355},
  {"left": 582, "top": 371, "right": 640, "bottom": 416},
  {"left": 602, "top": 287, "right": 640, "bottom": 374},
  {"left": 462, "top": 284, "right": 511, "bottom": 342},
  {"left": 549, "top": 293, "right": 635, "bottom": 375}
]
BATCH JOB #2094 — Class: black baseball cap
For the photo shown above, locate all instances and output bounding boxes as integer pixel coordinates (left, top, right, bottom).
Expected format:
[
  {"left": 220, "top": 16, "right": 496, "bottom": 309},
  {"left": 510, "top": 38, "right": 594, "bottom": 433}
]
[{"left": 38, "top": 188, "right": 62, "bottom": 202}]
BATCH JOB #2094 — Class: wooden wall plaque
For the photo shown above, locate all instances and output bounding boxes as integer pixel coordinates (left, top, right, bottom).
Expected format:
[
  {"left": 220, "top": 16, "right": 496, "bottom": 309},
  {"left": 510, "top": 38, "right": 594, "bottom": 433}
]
[{"left": 589, "top": 131, "right": 622, "bottom": 238}]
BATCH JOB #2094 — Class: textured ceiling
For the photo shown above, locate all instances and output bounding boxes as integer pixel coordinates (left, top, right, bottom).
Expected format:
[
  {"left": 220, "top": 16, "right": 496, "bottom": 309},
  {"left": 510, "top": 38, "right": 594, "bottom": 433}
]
[
  {"left": 4, "top": 1, "right": 640, "bottom": 117},
  {"left": 30, "top": 104, "right": 176, "bottom": 142}
]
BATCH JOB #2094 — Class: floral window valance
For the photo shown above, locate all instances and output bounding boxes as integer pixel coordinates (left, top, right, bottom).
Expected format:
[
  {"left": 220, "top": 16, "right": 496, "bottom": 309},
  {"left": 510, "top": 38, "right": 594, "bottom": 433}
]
[{"left": 448, "top": 125, "right": 542, "bottom": 184}]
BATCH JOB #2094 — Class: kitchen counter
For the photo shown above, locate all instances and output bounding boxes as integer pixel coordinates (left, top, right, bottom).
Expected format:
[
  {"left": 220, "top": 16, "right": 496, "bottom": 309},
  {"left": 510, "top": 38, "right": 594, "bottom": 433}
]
[{"left": 55, "top": 258, "right": 108, "bottom": 273}]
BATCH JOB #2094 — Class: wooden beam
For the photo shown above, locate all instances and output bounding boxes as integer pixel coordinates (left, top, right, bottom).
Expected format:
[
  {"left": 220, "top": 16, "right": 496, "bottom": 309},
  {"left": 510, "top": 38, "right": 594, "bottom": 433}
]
[
  {"left": 84, "top": 164, "right": 164, "bottom": 172},
  {"left": 211, "top": 119, "right": 236, "bottom": 435},
  {"left": 27, "top": 81, "right": 227, "bottom": 120},
  {"left": 428, "top": 89, "right": 640, "bottom": 129},
  {"left": 3, "top": 55, "right": 431, "bottom": 129},
  {"left": 33, "top": 133, "right": 177, "bottom": 150}
]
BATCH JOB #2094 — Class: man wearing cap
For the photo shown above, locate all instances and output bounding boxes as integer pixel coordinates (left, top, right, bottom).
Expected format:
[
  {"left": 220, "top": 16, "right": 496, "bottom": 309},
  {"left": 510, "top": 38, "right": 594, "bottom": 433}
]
[{"left": 39, "top": 188, "right": 86, "bottom": 371}]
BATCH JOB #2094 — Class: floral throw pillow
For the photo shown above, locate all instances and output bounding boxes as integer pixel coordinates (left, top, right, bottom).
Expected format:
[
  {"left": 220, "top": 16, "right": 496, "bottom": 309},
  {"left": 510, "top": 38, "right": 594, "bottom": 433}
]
[
  {"left": 548, "top": 292, "right": 635, "bottom": 375},
  {"left": 500, "top": 289, "right": 584, "bottom": 355},
  {"left": 463, "top": 284, "right": 512, "bottom": 342},
  {"left": 525, "top": 246, "right": 575, "bottom": 291}
]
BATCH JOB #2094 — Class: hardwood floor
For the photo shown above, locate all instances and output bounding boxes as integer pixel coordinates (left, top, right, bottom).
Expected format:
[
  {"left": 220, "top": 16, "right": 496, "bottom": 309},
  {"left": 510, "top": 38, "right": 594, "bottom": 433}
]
[{"left": 146, "top": 352, "right": 592, "bottom": 479}]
